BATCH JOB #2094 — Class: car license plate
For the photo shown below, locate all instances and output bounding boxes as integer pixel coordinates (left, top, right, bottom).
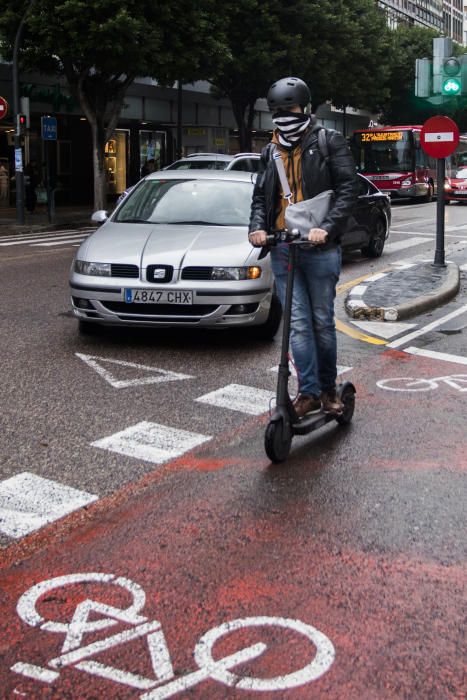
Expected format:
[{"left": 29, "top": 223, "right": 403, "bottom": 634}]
[
  {"left": 124, "top": 289, "right": 193, "bottom": 304},
  {"left": 453, "top": 190, "right": 466, "bottom": 195}
]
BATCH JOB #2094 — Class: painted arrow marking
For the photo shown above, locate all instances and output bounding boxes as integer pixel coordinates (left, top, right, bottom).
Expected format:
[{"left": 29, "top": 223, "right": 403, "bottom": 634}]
[{"left": 75, "top": 354, "right": 194, "bottom": 388}]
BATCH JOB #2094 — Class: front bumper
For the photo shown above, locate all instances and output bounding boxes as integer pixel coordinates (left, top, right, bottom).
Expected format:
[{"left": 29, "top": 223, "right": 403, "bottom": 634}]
[{"left": 69, "top": 276, "right": 273, "bottom": 329}]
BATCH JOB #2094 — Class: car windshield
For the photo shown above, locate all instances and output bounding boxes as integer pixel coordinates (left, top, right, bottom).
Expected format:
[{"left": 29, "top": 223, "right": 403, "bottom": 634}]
[
  {"left": 115, "top": 178, "right": 253, "bottom": 226},
  {"left": 455, "top": 168, "right": 467, "bottom": 179},
  {"left": 165, "top": 160, "right": 229, "bottom": 170}
]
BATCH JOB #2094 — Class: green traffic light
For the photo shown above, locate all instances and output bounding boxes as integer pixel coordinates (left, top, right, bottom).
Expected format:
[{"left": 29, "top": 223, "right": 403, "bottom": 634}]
[{"left": 442, "top": 78, "right": 461, "bottom": 95}]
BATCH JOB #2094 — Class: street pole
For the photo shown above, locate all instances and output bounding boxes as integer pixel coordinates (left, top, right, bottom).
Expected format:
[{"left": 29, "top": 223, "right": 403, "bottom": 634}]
[
  {"left": 12, "top": 14, "right": 27, "bottom": 225},
  {"left": 433, "top": 157, "right": 446, "bottom": 267},
  {"left": 177, "top": 80, "right": 183, "bottom": 160}
]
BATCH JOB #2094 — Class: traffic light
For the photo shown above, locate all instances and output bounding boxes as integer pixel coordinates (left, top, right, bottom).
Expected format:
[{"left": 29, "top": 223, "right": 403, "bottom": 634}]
[
  {"left": 441, "top": 56, "right": 462, "bottom": 95},
  {"left": 15, "top": 113, "right": 27, "bottom": 136}
]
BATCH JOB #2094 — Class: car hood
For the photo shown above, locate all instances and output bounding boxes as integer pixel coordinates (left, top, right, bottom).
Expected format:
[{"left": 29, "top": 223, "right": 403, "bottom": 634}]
[{"left": 82, "top": 222, "right": 252, "bottom": 268}]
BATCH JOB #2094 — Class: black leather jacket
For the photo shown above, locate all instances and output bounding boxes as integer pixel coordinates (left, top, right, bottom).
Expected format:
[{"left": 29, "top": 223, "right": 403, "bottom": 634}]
[{"left": 249, "top": 126, "right": 358, "bottom": 248}]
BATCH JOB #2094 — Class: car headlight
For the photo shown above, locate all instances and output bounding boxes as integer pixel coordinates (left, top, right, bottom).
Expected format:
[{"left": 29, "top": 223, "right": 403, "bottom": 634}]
[
  {"left": 211, "top": 267, "right": 261, "bottom": 280},
  {"left": 75, "top": 260, "right": 111, "bottom": 276},
  {"left": 401, "top": 179, "right": 413, "bottom": 187},
  {"left": 444, "top": 182, "right": 452, "bottom": 190}
]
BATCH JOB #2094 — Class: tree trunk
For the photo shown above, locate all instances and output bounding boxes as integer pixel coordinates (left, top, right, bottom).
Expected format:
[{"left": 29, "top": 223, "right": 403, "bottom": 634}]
[
  {"left": 90, "top": 120, "right": 107, "bottom": 211},
  {"left": 231, "top": 99, "right": 252, "bottom": 152}
]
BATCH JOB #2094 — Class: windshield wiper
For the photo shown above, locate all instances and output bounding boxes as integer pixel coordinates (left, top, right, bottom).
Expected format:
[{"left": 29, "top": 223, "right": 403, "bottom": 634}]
[{"left": 118, "top": 217, "right": 149, "bottom": 224}]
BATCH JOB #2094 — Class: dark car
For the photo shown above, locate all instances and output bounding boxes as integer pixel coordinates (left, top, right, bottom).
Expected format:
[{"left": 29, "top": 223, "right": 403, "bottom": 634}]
[{"left": 342, "top": 174, "right": 391, "bottom": 257}]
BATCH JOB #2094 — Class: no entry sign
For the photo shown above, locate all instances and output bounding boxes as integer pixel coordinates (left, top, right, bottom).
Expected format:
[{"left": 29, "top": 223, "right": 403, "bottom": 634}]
[
  {"left": 420, "top": 116, "right": 459, "bottom": 159},
  {"left": 0, "top": 96, "right": 8, "bottom": 120}
]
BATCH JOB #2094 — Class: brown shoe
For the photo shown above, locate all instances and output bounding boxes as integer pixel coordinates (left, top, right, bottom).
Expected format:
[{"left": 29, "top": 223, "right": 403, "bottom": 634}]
[
  {"left": 320, "top": 388, "right": 344, "bottom": 414},
  {"left": 293, "top": 393, "right": 322, "bottom": 418}
]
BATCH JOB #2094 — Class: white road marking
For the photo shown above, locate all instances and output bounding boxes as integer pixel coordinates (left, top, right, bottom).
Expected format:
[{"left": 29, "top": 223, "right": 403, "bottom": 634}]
[
  {"left": 460, "top": 263, "right": 467, "bottom": 271},
  {"left": 351, "top": 320, "right": 417, "bottom": 339},
  {"left": 91, "top": 422, "right": 211, "bottom": 464},
  {"left": 10, "top": 663, "right": 59, "bottom": 683},
  {"left": 384, "top": 237, "right": 431, "bottom": 254},
  {"left": 365, "top": 272, "right": 388, "bottom": 281},
  {"left": 196, "top": 384, "right": 276, "bottom": 415},
  {"left": 388, "top": 303, "right": 467, "bottom": 348},
  {"left": 389, "top": 218, "right": 435, "bottom": 228},
  {"left": 31, "top": 236, "right": 89, "bottom": 247},
  {"left": 389, "top": 262, "right": 417, "bottom": 269},
  {"left": 0, "top": 472, "right": 97, "bottom": 538},
  {"left": 348, "top": 284, "right": 367, "bottom": 296},
  {"left": 0, "top": 232, "right": 89, "bottom": 246},
  {"left": 390, "top": 230, "right": 467, "bottom": 239},
  {"left": 404, "top": 346, "right": 467, "bottom": 366},
  {"left": 76, "top": 353, "right": 194, "bottom": 388},
  {"left": 0, "top": 227, "right": 95, "bottom": 242}
]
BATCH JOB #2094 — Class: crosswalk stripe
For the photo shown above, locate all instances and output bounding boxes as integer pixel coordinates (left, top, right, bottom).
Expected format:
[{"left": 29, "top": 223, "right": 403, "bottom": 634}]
[
  {"left": 384, "top": 237, "right": 431, "bottom": 254},
  {"left": 0, "top": 227, "right": 96, "bottom": 242},
  {"left": 31, "top": 236, "right": 89, "bottom": 247},
  {"left": 0, "top": 233, "right": 90, "bottom": 247}
]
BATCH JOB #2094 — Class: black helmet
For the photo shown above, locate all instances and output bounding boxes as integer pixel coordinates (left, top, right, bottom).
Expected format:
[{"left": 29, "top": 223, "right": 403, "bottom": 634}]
[{"left": 267, "top": 77, "right": 311, "bottom": 112}]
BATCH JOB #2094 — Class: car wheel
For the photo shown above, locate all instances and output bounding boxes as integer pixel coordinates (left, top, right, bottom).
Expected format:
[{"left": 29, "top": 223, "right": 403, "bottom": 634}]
[
  {"left": 361, "top": 216, "right": 387, "bottom": 258},
  {"left": 78, "top": 319, "right": 99, "bottom": 335},
  {"left": 250, "top": 293, "right": 282, "bottom": 341}
]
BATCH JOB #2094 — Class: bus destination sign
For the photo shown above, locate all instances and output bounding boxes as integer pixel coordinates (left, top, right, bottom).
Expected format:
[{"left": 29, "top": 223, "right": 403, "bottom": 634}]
[{"left": 361, "top": 131, "right": 403, "bottom": 142}]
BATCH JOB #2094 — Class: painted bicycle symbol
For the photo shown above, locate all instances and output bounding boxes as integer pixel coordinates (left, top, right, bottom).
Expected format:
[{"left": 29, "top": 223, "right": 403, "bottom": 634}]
[
  {"left": 11, "top": 572, "right": 335, "bottom": 698},
  {"left": 377, "top": 374, "right": 467, "bottom": 393}
]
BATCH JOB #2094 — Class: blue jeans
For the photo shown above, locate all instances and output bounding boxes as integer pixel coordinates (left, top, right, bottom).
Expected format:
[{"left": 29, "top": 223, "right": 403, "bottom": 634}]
[{"left": 271, "top": 244, "right": 341, "bottom": 397}]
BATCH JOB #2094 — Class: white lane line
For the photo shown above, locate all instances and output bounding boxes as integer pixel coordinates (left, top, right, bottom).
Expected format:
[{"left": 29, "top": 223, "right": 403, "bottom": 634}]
[
  {"left": 460, "top": 263, "right": 467, "bottom": 271},
  {"left": 388, "top": 304, "right": 467, "bottom": 349},
  {"left": 31, "top": 236, "right": 89, "bottom": 247},
  {"left": 0, "top": 472, "right": 97, "bottom": 538},
  {"left": 384, "top": 237, "right": 431, "bottom": 254},
  {"left": 76, "top": 353, "right": 194, "bottom": 388},
  {"left": 196, "top": 383, "right": 276, "bottom": 415},
  {"left": 91, "top": 422, "right": 211, "bottom": 464},
  {"left": 390, "top": 231, "right": 467, "bottom": 239},
  {"left": 404, "top": 346, "right": 467, "bottom": 365}
]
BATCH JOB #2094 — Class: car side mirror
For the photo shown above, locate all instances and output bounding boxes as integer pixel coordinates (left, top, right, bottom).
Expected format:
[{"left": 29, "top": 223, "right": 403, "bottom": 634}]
[{"left": 91, "top": 210, "right": 108, "bottom": 223}]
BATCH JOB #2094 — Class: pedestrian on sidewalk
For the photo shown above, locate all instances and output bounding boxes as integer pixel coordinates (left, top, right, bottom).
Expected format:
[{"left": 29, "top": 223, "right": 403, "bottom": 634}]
[
  {"left": 24, "top": 161, "right": 38, "bottom": 214},
  {"left": 248, "top": 77, "right": 357, "bottom": 416}
]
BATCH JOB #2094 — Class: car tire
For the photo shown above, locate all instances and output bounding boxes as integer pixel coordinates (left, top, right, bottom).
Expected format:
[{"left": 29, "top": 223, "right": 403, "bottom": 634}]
[
  {"left": 250, "top": 293, "right": 282, "bottom": 341},
  {"left": 78, "top": 319, "right": 99, "bottom": 335},
  {"left": 361, "top": 216, "right": 387, "bottom": 258}
]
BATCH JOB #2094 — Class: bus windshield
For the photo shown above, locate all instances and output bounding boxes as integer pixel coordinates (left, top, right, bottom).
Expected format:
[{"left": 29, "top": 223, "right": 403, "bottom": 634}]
[{"left": 351, "top": 130, "right": 414, "bottom": 174}]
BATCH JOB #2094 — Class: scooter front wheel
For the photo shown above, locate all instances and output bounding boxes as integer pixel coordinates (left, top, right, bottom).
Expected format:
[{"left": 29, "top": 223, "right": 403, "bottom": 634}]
[
  {"left": 265, "top": 418, "right": 292, "bottom": 463},
  {"left": 335, "top": 383, "right": 355, "bottom": 425}
]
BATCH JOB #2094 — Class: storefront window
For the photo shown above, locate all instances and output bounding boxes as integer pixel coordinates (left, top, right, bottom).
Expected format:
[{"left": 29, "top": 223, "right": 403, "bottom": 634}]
[{"left": 105, "top": 130, "right": 129, "bottom": 195}]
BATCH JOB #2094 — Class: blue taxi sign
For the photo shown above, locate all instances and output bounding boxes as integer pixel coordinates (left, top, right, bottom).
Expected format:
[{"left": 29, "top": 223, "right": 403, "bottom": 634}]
[{"left": 41, "top": 116, "right": 57, "bottom": 141}]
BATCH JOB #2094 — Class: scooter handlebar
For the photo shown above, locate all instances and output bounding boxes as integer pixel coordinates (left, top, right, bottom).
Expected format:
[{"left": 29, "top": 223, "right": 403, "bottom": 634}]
[{"left": 265, "top": 229, "right": 312, "bottom": 246}]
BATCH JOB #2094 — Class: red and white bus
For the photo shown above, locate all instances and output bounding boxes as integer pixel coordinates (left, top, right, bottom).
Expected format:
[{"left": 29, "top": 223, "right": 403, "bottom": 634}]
[{"left": 350, "top": 125, "right": 467, "bottom": 203}]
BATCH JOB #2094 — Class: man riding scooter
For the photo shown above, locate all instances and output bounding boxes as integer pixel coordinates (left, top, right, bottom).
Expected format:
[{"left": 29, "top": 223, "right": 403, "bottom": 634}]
[{"left": 249, "top": 76, "right": 357, "bottom": 418}]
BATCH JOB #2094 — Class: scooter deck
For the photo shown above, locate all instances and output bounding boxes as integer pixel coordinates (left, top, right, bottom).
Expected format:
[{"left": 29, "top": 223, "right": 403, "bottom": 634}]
[{"left": 292, "top": 410, "right": 338, "bottom": 435}]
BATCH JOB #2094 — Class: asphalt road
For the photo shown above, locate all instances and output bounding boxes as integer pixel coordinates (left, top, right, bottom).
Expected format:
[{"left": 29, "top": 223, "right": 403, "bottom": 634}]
[{"left": 0, "top": 200, "right": 466, "bottom": 698}]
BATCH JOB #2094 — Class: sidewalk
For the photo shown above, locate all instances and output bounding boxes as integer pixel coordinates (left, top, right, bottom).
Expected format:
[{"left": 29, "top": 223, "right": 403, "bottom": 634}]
[
  {"left": 345, "top": 260, "right": 460, "bottom": 321},
  {"left": 0, "top": 204, "right": 94, "bottom": 234}
]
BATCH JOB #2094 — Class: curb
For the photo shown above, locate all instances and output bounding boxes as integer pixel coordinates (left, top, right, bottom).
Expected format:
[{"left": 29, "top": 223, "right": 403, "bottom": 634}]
[
  {"left": 0, "top": 219, "right": 92, "bottom": 235},
  {"left": 345, "top": 262, "right": 460, "bottom": 321}
]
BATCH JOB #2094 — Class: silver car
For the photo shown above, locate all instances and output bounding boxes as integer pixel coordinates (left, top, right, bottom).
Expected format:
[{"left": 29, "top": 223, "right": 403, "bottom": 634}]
[{"left": 70, "top": 171, "right": 281, "bottom": 338}]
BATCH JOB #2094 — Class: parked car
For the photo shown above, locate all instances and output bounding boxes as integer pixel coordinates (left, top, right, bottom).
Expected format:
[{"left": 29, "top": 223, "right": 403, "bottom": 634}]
[
  {"left": 444, "top": 167, "right": 467, "bottom": 204},
  {"left": 164, "top": 152, "right": 263, "bottom": 173},
  {"left": 71, "top": 171, "right": 390, "bottom": 336}
]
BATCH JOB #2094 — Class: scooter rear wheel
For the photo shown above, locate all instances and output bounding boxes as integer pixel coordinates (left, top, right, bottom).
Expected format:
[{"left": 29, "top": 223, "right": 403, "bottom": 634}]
[
  {"left": 336, "top": 384, "right": 355, "bottom": 425},
  {"left": 265, "top": 418, "right": 292, "bottom": 463}
]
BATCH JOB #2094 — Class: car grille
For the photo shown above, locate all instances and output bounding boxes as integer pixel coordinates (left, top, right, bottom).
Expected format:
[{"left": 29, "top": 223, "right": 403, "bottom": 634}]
[
  {"left": 101, "top": 302, "right": 218, "bottom": 316},
  {"left": 111, "top": 264, "right": 139, "bottom": 278},
  {"left": 181, "top": 267, "right": 213, "bottom": 280}
]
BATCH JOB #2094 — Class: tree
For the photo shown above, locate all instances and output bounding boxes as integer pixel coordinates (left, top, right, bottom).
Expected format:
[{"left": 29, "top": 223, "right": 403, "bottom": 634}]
[
  {"left": 210, "top": 0, "right": 395, "bottom": 149},
  {"left": 378, "top": 23, "right": 440, "bottom": 125},
  {"left": 0, "top": 0, "right": 227, "bottom": 209}
]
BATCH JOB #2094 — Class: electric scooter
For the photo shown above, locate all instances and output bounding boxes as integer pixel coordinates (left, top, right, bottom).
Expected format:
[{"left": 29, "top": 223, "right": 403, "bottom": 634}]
[{"left": 264, "top": 229, "right": 356, "bottom": 463}]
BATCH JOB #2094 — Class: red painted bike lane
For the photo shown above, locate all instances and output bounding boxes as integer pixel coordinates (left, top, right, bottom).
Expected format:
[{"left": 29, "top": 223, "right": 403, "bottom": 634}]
[{"left": 1, "top": 350, "right": 465, "bottom": 699}]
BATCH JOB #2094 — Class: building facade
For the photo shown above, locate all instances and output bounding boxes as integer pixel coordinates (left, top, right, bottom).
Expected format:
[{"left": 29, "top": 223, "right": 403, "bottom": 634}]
[{"left": 0, "top": 66, "right": 374, "bottom": 207}]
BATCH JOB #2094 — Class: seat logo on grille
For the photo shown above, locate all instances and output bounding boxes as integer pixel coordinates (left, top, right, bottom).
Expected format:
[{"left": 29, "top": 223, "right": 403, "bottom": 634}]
[{"left": 152, "top": 268, "right": 167, "bottom": 279}]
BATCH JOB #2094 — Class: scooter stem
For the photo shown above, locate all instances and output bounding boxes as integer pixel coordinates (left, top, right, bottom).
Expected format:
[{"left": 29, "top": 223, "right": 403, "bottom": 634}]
[{"left": 276, "top": 243, "right": 297, "bottom": 406}]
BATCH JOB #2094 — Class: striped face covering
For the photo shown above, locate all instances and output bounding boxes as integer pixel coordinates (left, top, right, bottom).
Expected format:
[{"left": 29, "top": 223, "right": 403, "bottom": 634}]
[{"left": 272, "top": 110, "right": 311, "bottom": 148}]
